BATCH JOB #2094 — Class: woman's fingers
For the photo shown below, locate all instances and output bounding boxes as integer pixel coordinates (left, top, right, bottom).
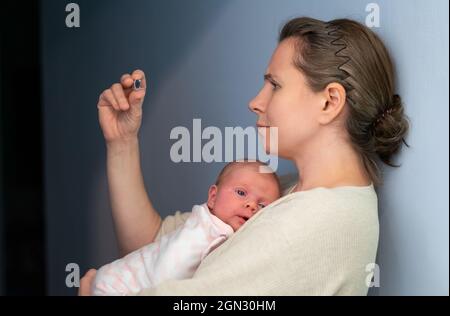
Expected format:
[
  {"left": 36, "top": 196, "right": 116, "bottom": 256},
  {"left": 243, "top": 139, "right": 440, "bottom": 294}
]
[
  {"left": 111, "top": 83, "right": 130, "bottom": 111},
  {"left": 129, "top": 69, "right": 147, "bottom": 106},
  {"left": 129, "top": 90, "right": 146, "bottom": 107},
  {"left": 99, "top": 89, "right": 119, "bottom": 111},
  {"left": 98, "top": 70, "right": 147, "bottom": 112},
  {"left": 120, "top": 73, "right": 134, "bottom": 89},
  {"left": 131, "top": 69, "right": 146, "bottom": 89},
  {"left": 79, "top": 269, "right": 97, "bottom": 296}
]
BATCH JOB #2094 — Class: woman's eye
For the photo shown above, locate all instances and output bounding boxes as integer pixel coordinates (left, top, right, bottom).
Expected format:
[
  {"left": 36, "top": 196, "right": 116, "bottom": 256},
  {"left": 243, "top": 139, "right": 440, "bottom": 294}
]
[
  {"left": 236, "top": 189, "right": 246, "bottom": 197},
  {"left": 270, "top": 82, "right": 280, "bottom": 91}
]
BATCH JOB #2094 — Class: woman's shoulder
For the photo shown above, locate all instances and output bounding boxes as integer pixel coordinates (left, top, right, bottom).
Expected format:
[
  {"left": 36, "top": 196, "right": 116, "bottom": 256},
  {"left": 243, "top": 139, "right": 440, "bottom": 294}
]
[
  {"left": 258, "top": 182, "right": 379, "bottom": 234},
  {"left": 278, "top": 181, "right": 376, "bottom": 207}
]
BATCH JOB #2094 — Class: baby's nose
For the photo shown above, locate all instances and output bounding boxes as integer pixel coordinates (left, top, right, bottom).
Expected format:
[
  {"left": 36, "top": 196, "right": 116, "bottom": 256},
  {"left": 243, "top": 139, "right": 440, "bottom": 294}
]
[{"left": 245, "top": 201, "right": 257, "bottom": 213}]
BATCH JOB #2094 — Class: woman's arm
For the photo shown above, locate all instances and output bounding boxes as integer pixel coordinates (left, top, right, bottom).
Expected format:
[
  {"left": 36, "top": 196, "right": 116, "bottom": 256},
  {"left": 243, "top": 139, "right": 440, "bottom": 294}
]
[
  {"left": 107, "top": 138, "right": 162, "bottom": 256},
  {"left": 98, "top": 69, "right": 161, "bottom": 256},
  {"left": 79, "top": 269, "right": 96, "bottom": 296}
]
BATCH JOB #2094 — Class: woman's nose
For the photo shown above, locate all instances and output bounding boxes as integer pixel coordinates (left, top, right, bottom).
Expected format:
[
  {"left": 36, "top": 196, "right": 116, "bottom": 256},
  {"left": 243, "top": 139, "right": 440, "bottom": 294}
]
[{"left": 248, "top": 91, "right": 265, "bottom": 115}]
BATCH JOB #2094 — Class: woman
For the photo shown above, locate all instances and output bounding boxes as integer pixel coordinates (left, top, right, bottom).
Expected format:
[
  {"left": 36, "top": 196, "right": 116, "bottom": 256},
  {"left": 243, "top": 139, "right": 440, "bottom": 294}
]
[{"left": 80, "top": 17, "right": 409, "bottom": 295}]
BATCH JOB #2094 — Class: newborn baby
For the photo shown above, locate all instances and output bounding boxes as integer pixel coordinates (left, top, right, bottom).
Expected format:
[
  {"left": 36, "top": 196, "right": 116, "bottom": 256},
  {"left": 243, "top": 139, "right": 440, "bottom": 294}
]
[{"left": 92, "top": 160, "right": 281, "bottom": 295}]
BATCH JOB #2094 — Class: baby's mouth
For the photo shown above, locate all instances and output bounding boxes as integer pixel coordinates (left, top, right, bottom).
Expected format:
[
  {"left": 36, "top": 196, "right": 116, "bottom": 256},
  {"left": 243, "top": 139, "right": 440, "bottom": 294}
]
[{"left": 237, "top": 215, "right": 250, "bottom": 224}]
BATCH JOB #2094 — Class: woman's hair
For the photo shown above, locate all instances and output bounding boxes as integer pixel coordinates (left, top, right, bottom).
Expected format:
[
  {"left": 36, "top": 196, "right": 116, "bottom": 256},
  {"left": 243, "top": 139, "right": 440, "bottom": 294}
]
[{"left": 279, "top": 17, "right": 410, "bottom": 186}]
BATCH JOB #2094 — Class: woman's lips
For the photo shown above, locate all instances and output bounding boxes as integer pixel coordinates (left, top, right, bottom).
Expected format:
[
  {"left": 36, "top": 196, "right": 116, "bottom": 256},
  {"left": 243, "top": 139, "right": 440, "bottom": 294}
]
[{"left": 257, "top": 124, "right": 270, "bottom": 137}]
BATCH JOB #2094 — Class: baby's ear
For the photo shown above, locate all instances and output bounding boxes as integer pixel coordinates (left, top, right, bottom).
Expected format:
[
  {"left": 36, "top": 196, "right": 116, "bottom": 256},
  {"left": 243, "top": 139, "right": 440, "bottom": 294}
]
[{"left": 207, "top": 185, "right": 218, "bottom": 209}]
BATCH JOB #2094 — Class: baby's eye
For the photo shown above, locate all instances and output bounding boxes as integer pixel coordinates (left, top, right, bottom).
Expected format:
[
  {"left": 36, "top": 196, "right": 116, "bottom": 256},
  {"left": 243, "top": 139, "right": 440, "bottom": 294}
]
[
  {"left": 258, "top": 203, "right": 266, "bottom": 209},
  {"left": 235, "top": 189, "right": 246, "bottom": 197}
]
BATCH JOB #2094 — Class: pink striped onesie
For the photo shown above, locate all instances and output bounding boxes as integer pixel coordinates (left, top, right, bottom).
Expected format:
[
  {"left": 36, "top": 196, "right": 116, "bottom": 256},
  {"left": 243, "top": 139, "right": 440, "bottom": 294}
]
[{"left": 92, "top": 203, "right": 234, "bottom": 296}]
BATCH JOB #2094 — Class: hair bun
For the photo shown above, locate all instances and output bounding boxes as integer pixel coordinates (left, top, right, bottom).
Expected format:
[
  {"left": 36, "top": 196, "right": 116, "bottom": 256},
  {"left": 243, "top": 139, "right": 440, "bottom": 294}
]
[
  {"left": 373, "top": 94, "right": 401, "bottom": 128},
  {"left": 372, "top": 94, "right": 410, "bottom": 167},
  {"left": 392, "top": 94, "right": 401, "bottom": 106},
  {"left": 391, "top": 94, "right": 403, "bottom": 113}
]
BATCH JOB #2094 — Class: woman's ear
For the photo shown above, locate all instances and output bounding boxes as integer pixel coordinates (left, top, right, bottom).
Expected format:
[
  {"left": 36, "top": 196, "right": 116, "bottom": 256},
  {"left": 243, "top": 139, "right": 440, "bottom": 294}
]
[
  {"left": 207, "top": 185, "right": 218, "bottom": 210},
  {"left": 319, "top": 82, "right": 347, "bottom": 125}
]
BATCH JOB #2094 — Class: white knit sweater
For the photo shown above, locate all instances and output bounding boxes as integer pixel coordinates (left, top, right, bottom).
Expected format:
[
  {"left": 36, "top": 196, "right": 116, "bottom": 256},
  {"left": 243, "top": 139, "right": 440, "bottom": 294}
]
[{"left": 136, "top": 183, "right": 379, "bottom": 296}]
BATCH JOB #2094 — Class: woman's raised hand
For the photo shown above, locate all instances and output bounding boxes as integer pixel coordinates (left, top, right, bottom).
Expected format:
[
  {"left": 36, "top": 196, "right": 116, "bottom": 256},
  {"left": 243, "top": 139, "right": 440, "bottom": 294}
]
[{"left": 97, "top": 70, "right": 147, "bottom": 144}]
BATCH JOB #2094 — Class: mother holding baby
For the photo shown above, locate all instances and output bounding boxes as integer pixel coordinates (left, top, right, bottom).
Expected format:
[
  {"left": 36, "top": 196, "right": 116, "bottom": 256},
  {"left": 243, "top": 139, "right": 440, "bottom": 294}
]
[{"left": 81, "top": 17, "right": 409, "bottom": 295}]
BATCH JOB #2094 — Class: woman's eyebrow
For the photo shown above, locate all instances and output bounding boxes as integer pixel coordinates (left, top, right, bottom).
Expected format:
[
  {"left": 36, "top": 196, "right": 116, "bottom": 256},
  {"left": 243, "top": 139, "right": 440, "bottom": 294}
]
[{"left": 264, "top": 73, "right": 281, "bottom": 84}]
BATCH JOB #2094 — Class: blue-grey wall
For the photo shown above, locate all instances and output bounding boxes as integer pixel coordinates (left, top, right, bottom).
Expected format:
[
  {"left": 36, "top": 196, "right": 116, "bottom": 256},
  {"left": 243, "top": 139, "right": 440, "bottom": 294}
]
[
  {"left": 41, "top": 0, "right": 448, "bottom": 295},
  {"left": 0, "top": 61, "right": 3, "bottom": 295}
]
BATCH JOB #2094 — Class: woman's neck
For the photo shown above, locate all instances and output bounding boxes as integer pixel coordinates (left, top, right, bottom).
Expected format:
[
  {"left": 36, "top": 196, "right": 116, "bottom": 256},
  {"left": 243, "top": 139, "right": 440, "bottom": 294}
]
[{"left": 292, "top": 134, "right": 371, "bottom": 192}]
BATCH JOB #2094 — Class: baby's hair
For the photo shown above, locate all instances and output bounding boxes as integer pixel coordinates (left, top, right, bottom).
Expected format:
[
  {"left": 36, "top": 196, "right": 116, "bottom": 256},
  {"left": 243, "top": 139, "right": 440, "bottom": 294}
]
[{"left": 214, "top": 159, "right": 281, "bottom": 195}]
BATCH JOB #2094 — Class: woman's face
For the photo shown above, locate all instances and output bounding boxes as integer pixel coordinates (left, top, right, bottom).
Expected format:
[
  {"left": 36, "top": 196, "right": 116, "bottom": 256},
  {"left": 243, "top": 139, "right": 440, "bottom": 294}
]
[{"left": 249, "top": 38, "right": 324, "bottom": 159}]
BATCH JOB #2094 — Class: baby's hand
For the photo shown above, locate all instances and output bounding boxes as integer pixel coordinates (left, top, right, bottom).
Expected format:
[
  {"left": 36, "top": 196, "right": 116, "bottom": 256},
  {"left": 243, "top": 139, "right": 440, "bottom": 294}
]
[{"left": 97, "top": 70, "right": 147, "bottom": 145}]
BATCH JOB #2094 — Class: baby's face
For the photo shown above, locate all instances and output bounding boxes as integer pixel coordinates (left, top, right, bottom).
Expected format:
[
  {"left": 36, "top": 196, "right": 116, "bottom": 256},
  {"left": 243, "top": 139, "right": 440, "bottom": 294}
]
[{"left": 207, "top": 165, "right": 280, "bottom": 231}]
